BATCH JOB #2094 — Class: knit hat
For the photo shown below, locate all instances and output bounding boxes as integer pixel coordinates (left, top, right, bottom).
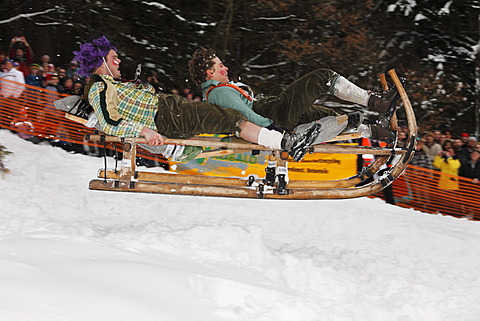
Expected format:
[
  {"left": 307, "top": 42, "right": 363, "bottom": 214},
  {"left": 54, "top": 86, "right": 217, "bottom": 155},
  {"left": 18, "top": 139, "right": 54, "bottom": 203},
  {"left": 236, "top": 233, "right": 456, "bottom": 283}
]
[
  {"left": 73, "top": 36, "right": 117, "bottom": 77},
  {"left": 460, "top": 133, "right": 469, "bottom": 138}
]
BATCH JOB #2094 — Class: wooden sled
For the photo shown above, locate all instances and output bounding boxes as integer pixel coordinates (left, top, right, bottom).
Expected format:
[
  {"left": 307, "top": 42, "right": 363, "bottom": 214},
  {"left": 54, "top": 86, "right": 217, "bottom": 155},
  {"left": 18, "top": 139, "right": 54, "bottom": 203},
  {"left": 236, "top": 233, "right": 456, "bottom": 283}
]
[{"left": 80, "top": 69, "right": 417, "bottom": 199}]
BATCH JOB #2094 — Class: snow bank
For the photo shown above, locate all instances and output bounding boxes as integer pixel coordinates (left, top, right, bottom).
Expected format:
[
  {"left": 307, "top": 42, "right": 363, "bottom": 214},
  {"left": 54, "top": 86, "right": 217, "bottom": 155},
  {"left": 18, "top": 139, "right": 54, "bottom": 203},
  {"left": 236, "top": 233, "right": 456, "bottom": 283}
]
[{"left": 1, "top": 131, "right": 479, "bottom": 321}]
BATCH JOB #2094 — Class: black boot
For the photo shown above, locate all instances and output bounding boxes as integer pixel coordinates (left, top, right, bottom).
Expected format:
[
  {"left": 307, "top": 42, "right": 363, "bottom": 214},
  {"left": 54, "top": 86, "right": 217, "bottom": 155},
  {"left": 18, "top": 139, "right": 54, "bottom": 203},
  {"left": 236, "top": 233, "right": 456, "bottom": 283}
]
[
  {"left": 367, "top": 78, "right": 406, "bottom": 122},
  {"left": 345, "top": 111, "right": 364, "bottom": 132},
  {"left": 282, "top": 123, "right": 322, "bottom": 162},
  {"left": 368, "top": 124, "right": 396, "bottom": 144}
]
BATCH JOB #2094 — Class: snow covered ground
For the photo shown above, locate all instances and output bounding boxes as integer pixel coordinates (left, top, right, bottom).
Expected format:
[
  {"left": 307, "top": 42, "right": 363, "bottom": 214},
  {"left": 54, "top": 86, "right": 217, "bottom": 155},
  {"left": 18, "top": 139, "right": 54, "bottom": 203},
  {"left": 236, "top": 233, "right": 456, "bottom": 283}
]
[{"left": 1, "top": 130, "right": 480, "bottom": 321}]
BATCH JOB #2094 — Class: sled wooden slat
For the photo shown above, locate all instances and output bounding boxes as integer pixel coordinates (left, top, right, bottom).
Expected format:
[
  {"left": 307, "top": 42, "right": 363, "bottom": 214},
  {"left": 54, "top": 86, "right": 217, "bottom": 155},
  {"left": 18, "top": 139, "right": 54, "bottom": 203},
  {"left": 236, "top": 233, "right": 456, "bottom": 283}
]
[{"left": 87, "top": 134, "right": 405, "bottom": 156}]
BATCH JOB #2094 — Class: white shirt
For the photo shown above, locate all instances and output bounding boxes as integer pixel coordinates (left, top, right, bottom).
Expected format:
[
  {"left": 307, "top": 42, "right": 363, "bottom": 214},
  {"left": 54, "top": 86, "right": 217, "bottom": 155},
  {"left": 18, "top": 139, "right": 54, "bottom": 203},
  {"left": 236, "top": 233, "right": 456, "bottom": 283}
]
[{"left": 0, "top": 68, "right": 25, "bottom": 98}]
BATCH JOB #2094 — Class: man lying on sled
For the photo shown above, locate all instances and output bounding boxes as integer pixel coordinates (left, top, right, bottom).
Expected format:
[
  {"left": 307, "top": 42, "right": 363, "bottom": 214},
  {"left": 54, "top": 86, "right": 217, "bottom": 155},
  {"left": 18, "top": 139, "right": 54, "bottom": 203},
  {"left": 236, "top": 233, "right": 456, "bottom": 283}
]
[
  {"left": 57, "top": 36, "right": 400, "bottom": 162},
  {"left": 189, "top": 48, "right": 401, "bottom": 144}
]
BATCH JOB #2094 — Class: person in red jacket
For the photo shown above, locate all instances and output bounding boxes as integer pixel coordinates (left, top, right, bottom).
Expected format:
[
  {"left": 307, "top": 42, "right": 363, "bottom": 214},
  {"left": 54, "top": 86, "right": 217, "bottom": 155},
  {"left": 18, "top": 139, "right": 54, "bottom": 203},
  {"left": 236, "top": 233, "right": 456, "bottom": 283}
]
[{"left": 8, "top": 36, "right": 33, "bottom": 76}]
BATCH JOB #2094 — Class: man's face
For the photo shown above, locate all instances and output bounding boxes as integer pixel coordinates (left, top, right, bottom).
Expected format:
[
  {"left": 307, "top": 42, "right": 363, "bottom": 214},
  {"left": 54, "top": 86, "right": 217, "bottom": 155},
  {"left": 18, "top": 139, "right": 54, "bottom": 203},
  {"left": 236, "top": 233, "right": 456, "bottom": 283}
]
[
  {"left": 453, "top": 139, "right": 462, "bottom": 148},
  {"left": 50, "top": 76, "right": 59, "bottom": 85},
  {"left": 105, "top": 49, "right": 121, "bottom": 78},
  {"left": 207, "top": 57, "right": 229, "bottom": 83},
  {"left": 4, "top": 61, "right": 13, "bottom": 71},
  {"left": 471, "top": 151, "right": 479, "bottom": 161}
]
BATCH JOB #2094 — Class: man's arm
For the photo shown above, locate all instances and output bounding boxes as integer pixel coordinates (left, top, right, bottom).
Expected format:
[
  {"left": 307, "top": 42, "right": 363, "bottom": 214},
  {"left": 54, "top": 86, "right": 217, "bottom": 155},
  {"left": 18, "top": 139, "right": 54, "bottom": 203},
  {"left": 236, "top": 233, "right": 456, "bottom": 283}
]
[
  {"left": 208, "top": 87, "right": 273, "bottom": 127},
  {"left": 141, "top": 127, "right": 164, "bottom": 146}
]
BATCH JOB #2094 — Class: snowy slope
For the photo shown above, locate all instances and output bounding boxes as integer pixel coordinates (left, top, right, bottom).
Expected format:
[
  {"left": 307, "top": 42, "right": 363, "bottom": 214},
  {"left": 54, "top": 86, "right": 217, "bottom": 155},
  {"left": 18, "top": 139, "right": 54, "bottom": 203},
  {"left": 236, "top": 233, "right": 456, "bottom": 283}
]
[{"left": 1, "top": 130, "right": 479, "bottom": 321}]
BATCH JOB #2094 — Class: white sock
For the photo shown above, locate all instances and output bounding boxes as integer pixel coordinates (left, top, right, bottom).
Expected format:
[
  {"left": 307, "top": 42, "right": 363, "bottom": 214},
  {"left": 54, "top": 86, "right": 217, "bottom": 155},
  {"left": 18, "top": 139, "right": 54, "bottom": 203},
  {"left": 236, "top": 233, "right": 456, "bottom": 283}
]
[
  {"left": 332, "top": 76, "right": 369, "bottom": 106},
  {"left": 257, "top": 128, "right": 283, "bottom": 149}
]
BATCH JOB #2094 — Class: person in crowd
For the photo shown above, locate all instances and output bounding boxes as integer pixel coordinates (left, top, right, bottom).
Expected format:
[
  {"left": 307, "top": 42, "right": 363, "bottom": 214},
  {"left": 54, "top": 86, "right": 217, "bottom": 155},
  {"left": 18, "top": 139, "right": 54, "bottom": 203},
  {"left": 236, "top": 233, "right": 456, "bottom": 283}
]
[
  {"left": 441, "top": 139, "right": 457, "bottom": 158},
  {"left": 66, "top": 60, "right": 80, "bottom": 79},
  {"left": 72, "top": 80, "right": 84, "bottom": 95},
  {"left": 421, "top": 132, "right": 442, "bottom": 165},
  {"left": 0, "top": 59, "right": 25, "bottom": 98},
  {"left": 444, "top": 130, "right": 452, "bottom": 141},
  {"left": 0, "top": 59, "right": 26, "bottom": 129},
  {"left": 25, "top": 64, "right": 43, "bottom": 88},
  {"left": 0, "top": 52, "right": 6, "bottom": 69},
  {"left": 8, "top": 36, "right": 33, "bottom": 76},
  {"left": 188, "top": 48, "right": 400, "bottom": 145},
  {"left": 57, "top": 68, "right": 67, "bottom": 85},
  {"left": 433, "top": 130, "right": 443, "bottom": 145},
  {"left": 433, "top": 139, "right": 461, "bottom": 190},
  {"left": 70, "top": 36, "right": 343, "bottom": 162},
  {"left": 62, "top": 77, "right": 75, "bottom": 95},
  {"left": 453, "top": 138, "right": 464, "bottom": 153},
  {"left": 458, "top": 136, "right": 478, "bottom": 163},
  {"left": 39, "top": 55, "right": 51, "bottom": 65},
  {"left": 410, "top": 138, "right": 434, "bottom": 169},
  {"left": 40, "top": 62, "right": 54, "bottom": 85},
  {"left": 24, "top": 64, "right": 44, "bottom": 107},
  {"left": 45, "top": 74, "right": 65, "bottom": 92},
  {"left": 459, "top": 132, "right": 470, "bottom": 147},
  {"left": 459, "top": 148, "right": 480, "bottom": 184},
  {"left": 181, "top": 88, "right": 194, "bottom": 101}
]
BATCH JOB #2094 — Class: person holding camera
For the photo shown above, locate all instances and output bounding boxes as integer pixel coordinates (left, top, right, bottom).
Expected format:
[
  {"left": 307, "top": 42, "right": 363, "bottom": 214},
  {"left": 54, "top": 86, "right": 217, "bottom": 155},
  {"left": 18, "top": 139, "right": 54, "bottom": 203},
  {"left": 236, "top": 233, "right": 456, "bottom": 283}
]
[
  {"left": 8, "top": 36, "right": 33, "bottom": 76},
  {"left": 433, "top": 139, "right": 461, "bottom": 190}
]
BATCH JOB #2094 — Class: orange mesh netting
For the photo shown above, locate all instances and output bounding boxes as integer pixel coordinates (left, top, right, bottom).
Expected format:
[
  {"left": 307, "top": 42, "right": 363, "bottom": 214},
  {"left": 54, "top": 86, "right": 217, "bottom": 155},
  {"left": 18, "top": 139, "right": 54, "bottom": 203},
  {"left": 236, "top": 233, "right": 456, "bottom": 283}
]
[
  {"left": 370, "top": 164, "right": 480, "bottom": 220},
  {"left": 0, "top": 78, "right": 167, "bottom": 164}
]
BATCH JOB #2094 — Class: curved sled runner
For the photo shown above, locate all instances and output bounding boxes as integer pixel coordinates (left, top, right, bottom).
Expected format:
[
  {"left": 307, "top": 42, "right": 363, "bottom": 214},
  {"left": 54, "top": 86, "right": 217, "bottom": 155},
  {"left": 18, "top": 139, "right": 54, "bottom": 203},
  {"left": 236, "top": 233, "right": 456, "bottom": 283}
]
[{"left": 86, "top": 69, "right": 417, "bottom": 199}]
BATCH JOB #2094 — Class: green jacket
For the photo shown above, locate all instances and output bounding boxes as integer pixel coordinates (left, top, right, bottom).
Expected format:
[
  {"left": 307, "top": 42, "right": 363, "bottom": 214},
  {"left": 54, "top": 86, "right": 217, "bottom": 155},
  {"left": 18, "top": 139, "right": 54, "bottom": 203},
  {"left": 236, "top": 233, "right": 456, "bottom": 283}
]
[{"left": 201, "top": 80, "right": 273, "bottom": 128}]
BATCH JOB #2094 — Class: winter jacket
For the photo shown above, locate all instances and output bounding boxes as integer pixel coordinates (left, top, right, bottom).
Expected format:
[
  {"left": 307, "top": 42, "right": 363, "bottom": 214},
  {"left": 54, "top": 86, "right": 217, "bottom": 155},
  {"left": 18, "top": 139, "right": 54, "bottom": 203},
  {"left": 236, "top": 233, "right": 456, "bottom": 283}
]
[
  {"left": 202, "top": 79, "right": 273, "bottom": 127},
  {"left": 433, "top": 155, "right": 461, "bottom": 190},
  {"left": 459, "top": 160, "right": 480, "bottom": 180},
  {"left": 0, "top": 68, "right": 25, "bottom": 98},
  {"left": 422, "top": 143, "right": 442, "bottom": 160}
]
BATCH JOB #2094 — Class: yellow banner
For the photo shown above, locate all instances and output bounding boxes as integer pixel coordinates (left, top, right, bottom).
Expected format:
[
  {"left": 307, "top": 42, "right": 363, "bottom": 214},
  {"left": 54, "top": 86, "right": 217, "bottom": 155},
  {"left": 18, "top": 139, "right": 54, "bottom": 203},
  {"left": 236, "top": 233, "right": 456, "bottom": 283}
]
[{"left": 172, "top": 140, "right": 358, "bottom": 181}]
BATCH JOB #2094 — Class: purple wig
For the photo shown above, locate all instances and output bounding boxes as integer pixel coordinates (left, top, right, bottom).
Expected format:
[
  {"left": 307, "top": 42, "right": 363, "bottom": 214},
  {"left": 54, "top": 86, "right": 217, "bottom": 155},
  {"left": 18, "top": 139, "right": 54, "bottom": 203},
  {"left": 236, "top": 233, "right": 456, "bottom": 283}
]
[{"left": 73, "top": 36, "right": 117, "bottom": 77}]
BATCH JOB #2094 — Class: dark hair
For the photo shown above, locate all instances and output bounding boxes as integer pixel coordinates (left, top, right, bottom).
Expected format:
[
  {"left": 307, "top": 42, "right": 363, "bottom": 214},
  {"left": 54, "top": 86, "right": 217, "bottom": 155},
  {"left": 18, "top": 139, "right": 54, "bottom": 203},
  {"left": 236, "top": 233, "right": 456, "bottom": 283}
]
[
  {"left": 441, "top": 139, "right": 454, "bottom": 150},
  {"left": 188, "top": 48, "right": 217, "bottom": 86}
]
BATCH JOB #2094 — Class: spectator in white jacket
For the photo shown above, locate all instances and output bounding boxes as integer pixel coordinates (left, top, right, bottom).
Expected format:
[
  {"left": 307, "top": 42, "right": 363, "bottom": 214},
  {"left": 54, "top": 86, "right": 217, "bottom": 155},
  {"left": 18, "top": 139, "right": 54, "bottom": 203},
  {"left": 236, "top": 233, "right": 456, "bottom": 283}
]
[{"left": 0, "top": 59, "right": 25, "bottom": 98}]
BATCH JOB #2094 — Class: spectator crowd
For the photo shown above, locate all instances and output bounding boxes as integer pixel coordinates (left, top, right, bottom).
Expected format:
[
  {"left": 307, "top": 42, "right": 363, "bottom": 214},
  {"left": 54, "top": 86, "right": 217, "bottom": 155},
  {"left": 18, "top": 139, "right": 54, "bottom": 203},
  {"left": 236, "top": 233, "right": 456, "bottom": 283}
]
[{"left": 409, "top": 129, "right": 480, "bottom": 187}]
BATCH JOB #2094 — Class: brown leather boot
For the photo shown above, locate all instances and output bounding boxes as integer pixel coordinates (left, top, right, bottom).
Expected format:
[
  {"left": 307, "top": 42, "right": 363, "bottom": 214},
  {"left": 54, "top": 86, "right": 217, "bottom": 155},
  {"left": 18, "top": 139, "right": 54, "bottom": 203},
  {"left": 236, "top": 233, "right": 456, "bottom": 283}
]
[{"left": 367, "top": 78, "right": 406, "bottom": 118}]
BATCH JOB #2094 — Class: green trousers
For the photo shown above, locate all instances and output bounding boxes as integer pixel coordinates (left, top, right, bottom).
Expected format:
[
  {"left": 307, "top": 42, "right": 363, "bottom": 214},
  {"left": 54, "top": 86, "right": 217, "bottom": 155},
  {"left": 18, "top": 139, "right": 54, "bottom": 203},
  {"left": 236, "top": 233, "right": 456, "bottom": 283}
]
[
  {"left": 154, "top": 69, "right": 338, "bottom": 138},
  {"left": 154, "top": 94, "right": 245, "bottom": 138},
  {"left": 253, "top": 68, "right": 338, "bottom": 130}
]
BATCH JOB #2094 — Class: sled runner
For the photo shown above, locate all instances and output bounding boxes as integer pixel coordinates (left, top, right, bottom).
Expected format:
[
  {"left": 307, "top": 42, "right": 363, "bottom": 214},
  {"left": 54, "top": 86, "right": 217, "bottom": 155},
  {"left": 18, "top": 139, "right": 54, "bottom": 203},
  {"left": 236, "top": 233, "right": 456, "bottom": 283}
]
[{"left": 63, "top": 69, "right": 417, "bottom": 199}]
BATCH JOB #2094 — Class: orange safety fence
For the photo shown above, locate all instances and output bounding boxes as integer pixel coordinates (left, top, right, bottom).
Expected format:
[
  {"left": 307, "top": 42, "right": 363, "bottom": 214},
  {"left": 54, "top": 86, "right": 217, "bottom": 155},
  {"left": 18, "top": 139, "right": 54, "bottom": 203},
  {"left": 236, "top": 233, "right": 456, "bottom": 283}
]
[
  {"left": 1, "top": 79, "right": 479, "bottom": 219},
  {"left": 370, "top": 165, "right": 480, "bottom": 220},
  {"left": 0, "top": 78, "right": 168, "bottom": 164}
]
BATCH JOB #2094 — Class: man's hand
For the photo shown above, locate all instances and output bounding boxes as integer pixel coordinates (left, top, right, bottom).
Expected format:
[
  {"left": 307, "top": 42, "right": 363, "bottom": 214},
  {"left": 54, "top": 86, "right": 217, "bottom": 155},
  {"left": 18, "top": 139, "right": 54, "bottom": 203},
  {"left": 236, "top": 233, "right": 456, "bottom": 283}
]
[{"left": 141, "top": 127, "right": 164, "bottom": 146}]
